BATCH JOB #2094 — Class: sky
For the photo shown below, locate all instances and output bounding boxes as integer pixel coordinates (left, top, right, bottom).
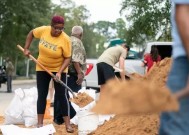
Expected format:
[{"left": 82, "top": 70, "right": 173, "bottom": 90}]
[{"left": 52, "top": 0, "right": 124, "bottom": 22}]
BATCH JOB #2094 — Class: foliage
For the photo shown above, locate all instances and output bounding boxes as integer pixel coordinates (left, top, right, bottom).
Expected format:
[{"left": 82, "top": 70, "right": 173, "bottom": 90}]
[
  {"left": 115, "top": 18, "right": 127, "bottom": 41},
  {"left": 0, "top": 0, "right": 172, "bottom": 77},
  {"left": 120, "top": 0, "right": 171, "bottom": 46},
  {"left": 0, "top": 0, "right": 51, "bottom": 75}
]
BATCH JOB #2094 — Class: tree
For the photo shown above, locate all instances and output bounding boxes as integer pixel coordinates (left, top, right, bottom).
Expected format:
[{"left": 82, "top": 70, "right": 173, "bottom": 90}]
[
  {"left": 92, "top": 21, "right": 116, "bottom": 40},
  {"left": 120, "top": 0, "right": 171, "bottom": 46},
  {"left": 115, "top": 18, "right": 127, "bottom": 41},
  {"left": 0, "top": 0, "right": 51, "bottom": 75}
]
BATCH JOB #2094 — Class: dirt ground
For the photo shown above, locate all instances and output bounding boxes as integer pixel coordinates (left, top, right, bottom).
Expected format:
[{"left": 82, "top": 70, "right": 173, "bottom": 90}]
[
  {"left": 0, "top": 58, "right": 174, "bottom": 135},
  {"left": 91, "top": 114, "right": 159, "bottom": 135},
  {"left": 0, "top": 116, "right": 78, "bottom": 135}
]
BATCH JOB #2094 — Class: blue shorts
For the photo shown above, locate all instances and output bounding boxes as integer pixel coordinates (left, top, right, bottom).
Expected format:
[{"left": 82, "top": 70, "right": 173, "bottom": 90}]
[{"left": 159, "top": 57, "right": 189, "bottom": 135}]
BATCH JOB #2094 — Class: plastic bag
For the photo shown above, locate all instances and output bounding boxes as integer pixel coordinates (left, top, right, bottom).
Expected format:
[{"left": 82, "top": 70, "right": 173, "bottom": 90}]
[
  {"left": 4, "top": 87, "right": 38, "bottom": 127},
  {"left": 4, "top": 88, "right": 24, "bottom": 125},
  {"left": 70, "top": 88, "right": 114, "bottom": 125},
  {"left": 0, "top": 124, "right": 56, "bottom": 135}
]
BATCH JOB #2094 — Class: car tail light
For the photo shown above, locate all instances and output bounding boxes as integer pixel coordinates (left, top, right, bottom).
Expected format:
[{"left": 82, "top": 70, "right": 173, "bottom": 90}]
[{"left": 85, "top": 63, "right": 94, "bottom": 76}]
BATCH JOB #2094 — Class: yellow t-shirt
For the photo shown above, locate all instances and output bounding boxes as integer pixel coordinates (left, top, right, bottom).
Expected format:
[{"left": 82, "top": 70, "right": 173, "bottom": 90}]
[{"left": 33, "top": 26, "right": 71, "bottom": 72}]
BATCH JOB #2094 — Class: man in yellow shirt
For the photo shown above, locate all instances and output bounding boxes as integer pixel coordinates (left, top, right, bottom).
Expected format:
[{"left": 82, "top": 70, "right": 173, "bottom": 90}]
[{"left": 23, "top": 15, "right": 75, "bottom": 133}]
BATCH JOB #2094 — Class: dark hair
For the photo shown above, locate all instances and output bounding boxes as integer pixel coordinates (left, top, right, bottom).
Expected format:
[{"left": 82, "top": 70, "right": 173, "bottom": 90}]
[
  {"left": 51, "top": 15, "right": 64, "bottom": 25},
  {"left": 124, "top": 45, "right": 130, "bottom": 51},
  {"left": 150, "top": 46, "right": 159, "bottom": 61}
]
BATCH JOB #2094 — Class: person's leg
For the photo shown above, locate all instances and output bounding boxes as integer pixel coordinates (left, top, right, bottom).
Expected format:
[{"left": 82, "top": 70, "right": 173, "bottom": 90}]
[
  {"left": 67, "top": 74, "right": 81, "bottom": 93},
  {"left": 53, "top": 99, "right": 63, "bottom": 125},
  {"left": 7, "top": 75, "right": 11, "bottom": 92},
  {"left": 10, "top": 75, "right": 12, "bottom": 92},
  {"left": 97, "top": 63, "right": 106, "bottom": 96},
  {"left": 97, "top": 63, "right": 115, "bottom": 88},
  {"left": 159, "top": 57, "right": 189, "bottom": 135},
  {"left": 53, "top": 72, "right": 63, "bottom": 124},
  {"left": 54, "top": 73, "right": 76, "bottom": 133},
  {"left": 36, "top": 71, "right": 51, "bottom": 127}
]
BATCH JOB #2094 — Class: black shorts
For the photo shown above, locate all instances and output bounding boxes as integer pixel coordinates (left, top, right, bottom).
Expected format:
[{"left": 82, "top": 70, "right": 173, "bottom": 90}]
[{"left": 97, "top": 62, "right": 115, "bottom": 85}]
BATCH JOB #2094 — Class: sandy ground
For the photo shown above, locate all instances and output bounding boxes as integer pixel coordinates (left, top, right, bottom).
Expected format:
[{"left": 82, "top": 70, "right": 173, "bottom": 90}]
[{"left": 0, "top": 116, "right": 78, "bottom": 135}]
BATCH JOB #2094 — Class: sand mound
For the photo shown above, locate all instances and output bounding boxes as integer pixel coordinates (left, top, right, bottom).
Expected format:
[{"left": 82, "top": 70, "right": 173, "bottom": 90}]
[
  {"left": 90, "top": 58, "right": 174, "bottom": 135},
  {"left": 92, "top": 58, "right": 178, "bottom": 115},
  {"left": 91, "top": 114, "right": 159, "bottom": 135},
  {"left": 92, "top": 79, "right": 179, "bottom": 114}
]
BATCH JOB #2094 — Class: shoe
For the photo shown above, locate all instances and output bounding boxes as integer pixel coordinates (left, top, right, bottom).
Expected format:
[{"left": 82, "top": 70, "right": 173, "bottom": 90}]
[
  {"left": 53, "top": 119, "right": 63, "bottom": 125},
  {"left": 66, "top": 126, "right": 74, "bottom": 133}
]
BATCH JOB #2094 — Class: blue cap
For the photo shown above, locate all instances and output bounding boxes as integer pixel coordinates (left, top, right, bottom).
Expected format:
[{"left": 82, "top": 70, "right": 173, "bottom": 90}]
[{"left": 108, "top": 39, "right": 125, "bottom": 48}]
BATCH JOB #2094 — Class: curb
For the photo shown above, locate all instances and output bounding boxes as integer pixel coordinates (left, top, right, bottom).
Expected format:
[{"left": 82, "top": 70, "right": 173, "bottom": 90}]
[{"left": 12, "top": 79, "right": 36, "bottom": 85}]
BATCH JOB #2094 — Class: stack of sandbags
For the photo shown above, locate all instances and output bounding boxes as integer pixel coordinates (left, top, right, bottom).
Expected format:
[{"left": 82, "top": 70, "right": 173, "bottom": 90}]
[{"left": 4, "top": 87, "right": 38, "bottom": 127}]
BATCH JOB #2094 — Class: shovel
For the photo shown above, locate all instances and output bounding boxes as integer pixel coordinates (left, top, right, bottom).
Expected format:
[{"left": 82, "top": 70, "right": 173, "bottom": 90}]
[
  {"left": 113, "top": 66, "right": 134, "bottom": 79},
  {"left": 17, "top": 45, "right": 77, "bottom": 98}
]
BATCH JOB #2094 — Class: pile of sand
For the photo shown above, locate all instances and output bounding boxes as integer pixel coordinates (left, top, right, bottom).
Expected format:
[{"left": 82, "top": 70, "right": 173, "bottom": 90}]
[
  {"left": 91, "top": 114, "right": 159, "bottom": 135},
  {"left": 131, "top": 57, "right": 172, "bottom": 87},
  {"left": 145, "top": 57, "right": 172, "bottom": 87},
  {"left": 90, "top": 58, "right": 176, "bottom": 135},
  {"left": 92, "top": 79, "right": 178, "bottom": 114},
  {"left": 92, "top": 58, "right": 177, "bottom": 115},
  {"left": 0, "top": 115, "right": 159, "bottom": 135},
  {"left": 70, "top": 92, "right": 94, "bottom": 108}
]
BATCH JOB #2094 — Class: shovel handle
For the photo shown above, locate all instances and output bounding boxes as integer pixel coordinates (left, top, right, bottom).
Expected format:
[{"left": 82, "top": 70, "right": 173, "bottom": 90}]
[
  {"left": 17, "top": 45, "right": 76, "bottom": 98},
  {"left": 17, "top": 45, "right": 55, "bottom": 77}
]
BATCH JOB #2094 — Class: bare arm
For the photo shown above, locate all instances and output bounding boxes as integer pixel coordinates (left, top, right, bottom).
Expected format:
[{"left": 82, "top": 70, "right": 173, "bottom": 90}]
[
  {"left": 141, "top": 60, "right": 147, "bottom": 67},
  {"left": 119, "top": 57, "right": 125, "bottom": 81},
  {"left": 176, "top": 4, "right": 189, "bottom": 60},
  {"left": 55, "top": 57, "right": 71, "bottom": 80},
  {"left": 73, "top": 62, "right": 84, "bottom": 85},
  {"left": 73, "top": 62, "right": 82, "bottom": 74},
  {"left": 24, "top": 30, "right": 34, "bottom": 56}
]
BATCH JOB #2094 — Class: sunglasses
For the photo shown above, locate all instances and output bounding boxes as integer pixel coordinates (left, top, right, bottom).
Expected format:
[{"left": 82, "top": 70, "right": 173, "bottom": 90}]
[{"left": 52, "top": 26, "right": 65, "bottom": 31}]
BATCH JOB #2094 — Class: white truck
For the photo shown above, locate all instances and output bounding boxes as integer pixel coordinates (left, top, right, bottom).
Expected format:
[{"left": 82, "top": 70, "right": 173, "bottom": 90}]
[{"left": 83, "top": 42, "right": 173, "bottom": 90}]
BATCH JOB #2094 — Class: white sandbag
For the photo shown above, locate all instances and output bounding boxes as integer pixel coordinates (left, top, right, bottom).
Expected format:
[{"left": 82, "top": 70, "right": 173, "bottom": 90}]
[
  {"left": 0, "top": 124, "right": 56, "bottom": 135},
  {"left": 77, "top": 109, "right": 99, "bottom": 135},
  {"left": 70, "top": 88, "right": 97, "bottom": 125},
  {"left": 4, "top": 87, "right": 38, "bottom": 127},
  {"left": 71, "top": 101, "right": 96, "bottom": 125},
  {"left": 4, "top": 88, "right": 25, "bottom": 125},
  {"left": 70, "top": 88, "right": 115, "bottom": 126},
  {"left": 22, "top": 87, "right": 38, "bottom": 127}
]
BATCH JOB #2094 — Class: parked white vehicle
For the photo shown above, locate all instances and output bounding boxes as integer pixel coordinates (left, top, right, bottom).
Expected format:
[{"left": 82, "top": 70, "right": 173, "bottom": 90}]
[{"left": 83, "top": 42, "right": 173, "bottom": 90}]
